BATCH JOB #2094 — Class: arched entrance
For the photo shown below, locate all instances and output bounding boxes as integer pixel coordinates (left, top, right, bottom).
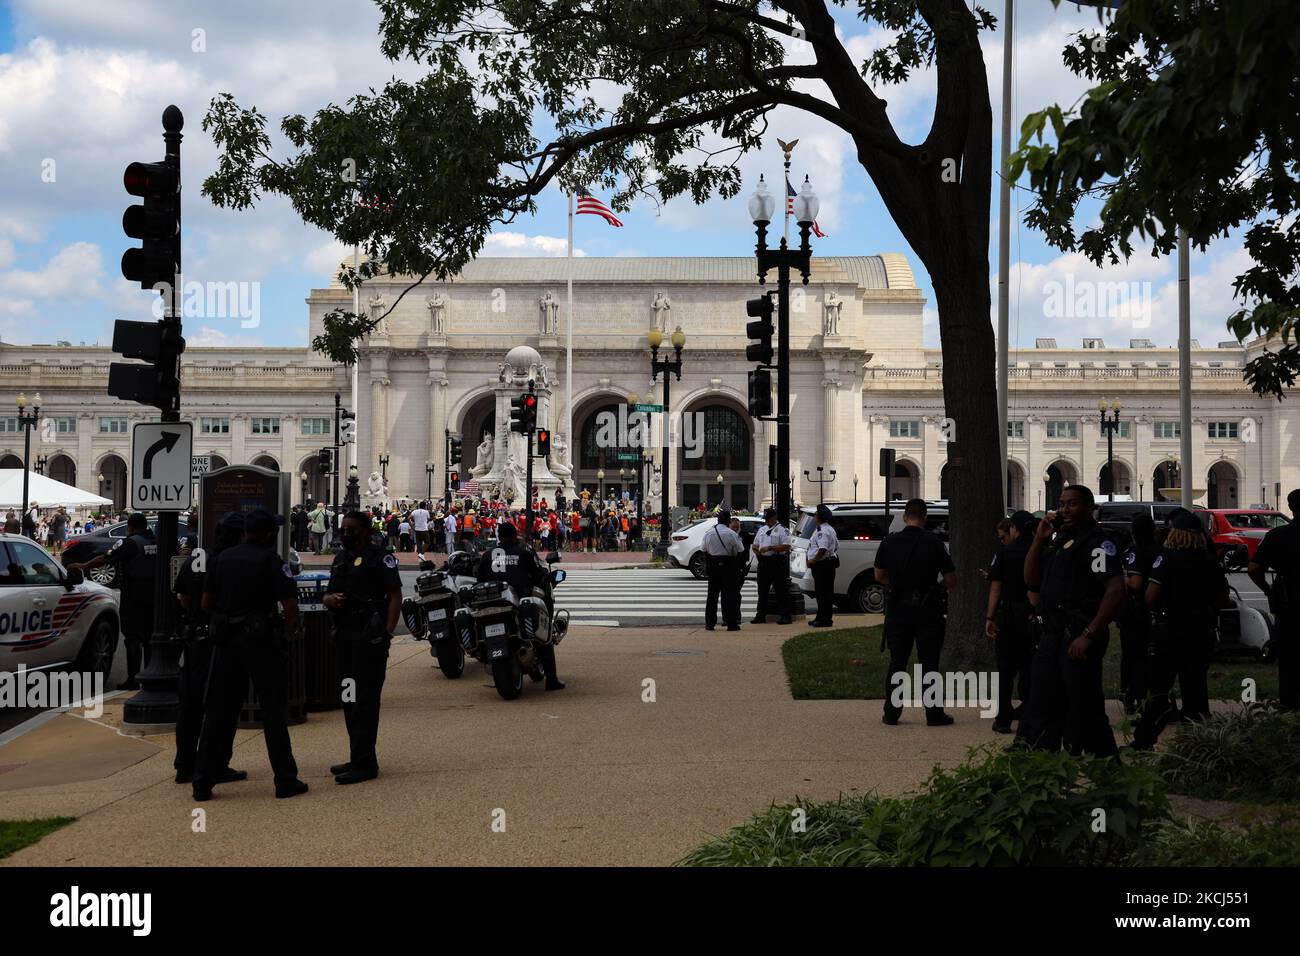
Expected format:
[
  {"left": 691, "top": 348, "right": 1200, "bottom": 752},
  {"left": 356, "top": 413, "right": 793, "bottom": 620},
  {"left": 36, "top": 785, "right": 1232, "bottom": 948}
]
[
  {"left": 575, "top": 397, "right": 642, "bottom": 502},
  {"left": 98, "top": 454, "right": 128, "bottom": 511},
  {"left": 49, "top": 454, "right": 76, "bottom": 487},
  {"left": 939, "top": 463, "right": 952, "bottom": 501},
  {"left": 678, "top": 400, "right": 753, "bottom": 511},
  {"left": 209, "top": 454, "right": 230, "bottom": 471},
  {"left": 1006, "top": 461, "right": 1025, "bottom": 511},
  {"left": 1152, "top": 459, "right": 1180, "bottom": 501},
  {"left": 251, "top": 454, "right": 280, "bottom": 472},
  {"left": 891, "top": 460, "right": 920, "bottom": 500},
  {"left": 1207, "top": 460, "right": 1240, "bottom": 509},
  {"left": 297, "top": 455, "right": 329, "bottom": 507},
  {"left": 1098, "top": 459, "right": 1133, "bottom": 499},
  {"left": 460, "top": 394, "right": 498, "bottom": 478},
  {"left": 1043, "top": 460, "right": 1077, "bottom": 511},
  {"left": 0, "top": 453, "right": 22, "bottom": 469}
]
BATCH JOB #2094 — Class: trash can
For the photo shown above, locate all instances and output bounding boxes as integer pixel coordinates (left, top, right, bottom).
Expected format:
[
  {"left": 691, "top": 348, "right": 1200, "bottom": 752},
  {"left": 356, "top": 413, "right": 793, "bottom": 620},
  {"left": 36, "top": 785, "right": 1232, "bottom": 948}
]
[
  {"left": 237, "top": 620, "right": 308, "bottom": 729},
  {"left": 297, "top": 572, "right": 342, "bottom": 712}
]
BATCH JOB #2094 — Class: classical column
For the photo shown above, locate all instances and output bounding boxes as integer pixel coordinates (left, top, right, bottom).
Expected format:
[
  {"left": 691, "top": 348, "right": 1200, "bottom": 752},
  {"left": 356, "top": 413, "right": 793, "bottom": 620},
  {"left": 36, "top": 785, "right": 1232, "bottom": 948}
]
[
  {"left": 428, "top": 356, "right": 449, "bottom": 496},
  {"left": 279, "top": 414, "right": 297, "bottom": 476},
  {"left": 868, "top": 414, "right": 886, "bottom": 499},
  {"left": 368, "top": 351, "right": 390, "bottom": 472},
  {"left": 76, "top": 412, "right": 94, "bottom": 491},
  {"left": 821, "top": 372, "right": 840, "bottom": 479}
]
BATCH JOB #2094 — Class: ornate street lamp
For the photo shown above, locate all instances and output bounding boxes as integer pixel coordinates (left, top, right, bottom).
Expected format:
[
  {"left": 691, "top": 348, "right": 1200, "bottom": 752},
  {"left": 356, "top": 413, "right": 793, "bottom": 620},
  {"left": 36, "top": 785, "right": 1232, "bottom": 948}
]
[
  {"left": 649, "top": 325, "right": 686, "bottom": 558},
  {"left": 15, "top": 392, "right": 41, "bottom": 531},
  {"left": 1099, "top": 398, "right": 1123, "bottom": 502}
]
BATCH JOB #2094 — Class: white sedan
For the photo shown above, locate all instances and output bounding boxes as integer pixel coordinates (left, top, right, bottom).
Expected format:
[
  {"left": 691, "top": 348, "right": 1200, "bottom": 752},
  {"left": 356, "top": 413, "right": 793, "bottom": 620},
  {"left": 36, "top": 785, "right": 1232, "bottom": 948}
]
[
  {"left": 0, "top": 533, "right": 121, "bottom": 677},
  {"left": 667, "top": 516, "right": 763, "bottom": 578}
]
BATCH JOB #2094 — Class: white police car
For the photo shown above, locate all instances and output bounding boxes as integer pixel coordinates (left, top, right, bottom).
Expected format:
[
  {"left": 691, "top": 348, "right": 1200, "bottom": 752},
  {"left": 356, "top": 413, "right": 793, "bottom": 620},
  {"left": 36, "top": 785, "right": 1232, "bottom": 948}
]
[{"left": 0, "top": 533, "right": 121, "bottom": 677}]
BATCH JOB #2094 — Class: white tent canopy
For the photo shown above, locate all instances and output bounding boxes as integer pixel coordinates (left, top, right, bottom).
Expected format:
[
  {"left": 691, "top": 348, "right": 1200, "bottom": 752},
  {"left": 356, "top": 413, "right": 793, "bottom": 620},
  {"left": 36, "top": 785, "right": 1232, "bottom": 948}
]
[{"left": 0, "top": 469, "right": 112, "bottom": 510}]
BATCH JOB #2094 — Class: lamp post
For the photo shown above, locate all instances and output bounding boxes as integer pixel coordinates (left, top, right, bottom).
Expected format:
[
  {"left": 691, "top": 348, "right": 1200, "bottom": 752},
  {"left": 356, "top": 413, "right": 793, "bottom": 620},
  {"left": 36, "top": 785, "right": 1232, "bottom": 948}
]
[
  {"left": 853, "top": 473, "right": 859, "bottom": 501},
  {"left": 596, "top": 468, "right": 606, "bottom": 503},
  {"left": 345, "top": 464, "right": 360, "bottom": 510},
  {"left": 299, "top": 470, "right": 308, "bottom": 507},
  {"left": 1099, "top": 398, "right": 1123, "bottom": 502},
  {"left": 378, "top": 453, "right": 389, "bottom": 484},
  {"left": 425, "top": 460, "right": 436, "bottom": 502},
  {"left": 1042, "top": 470, "right": 1052, "bottom": 511},
  {"left": 35, "top": 454, "right": 48, "bottom": 477},
  {"left": 750, "top": 170, "right": 816, "bottom": 526},
  {"left": 804, "top": 465, "right": 836, "bottom": 505},
  {"left": 649, "top": 325, "right": 685, "bottom": 558},
  {"left": 15, "top": 393, "right": 41, "bottom": 532},
  {"left": 715, "top": 472, "right": 725, "bottom": 509}
]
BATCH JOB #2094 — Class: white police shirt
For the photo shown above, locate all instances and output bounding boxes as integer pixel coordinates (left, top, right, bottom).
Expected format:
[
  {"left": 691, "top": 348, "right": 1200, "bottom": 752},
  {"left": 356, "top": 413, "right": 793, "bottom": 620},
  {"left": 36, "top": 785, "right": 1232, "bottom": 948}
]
[
  {"left": 444, "top": 514, "right": 458, "bottom": 536},
  {"left": 809, "top": 523, "right": 839, "bottom": 561},
  {"left": 701, "top": 523, "right": 745, "bottom": 557},
  {"left": 754, "top": 523, "right": 791, "bottom": 554}
]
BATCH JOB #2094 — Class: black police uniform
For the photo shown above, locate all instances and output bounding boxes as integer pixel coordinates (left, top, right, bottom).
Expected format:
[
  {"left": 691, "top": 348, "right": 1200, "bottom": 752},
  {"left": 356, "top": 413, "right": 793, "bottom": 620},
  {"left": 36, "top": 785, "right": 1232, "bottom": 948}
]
[
  {"left": 1252, "top": 521, "right": 1300, "bottom": 709},
  {"left": 874, "top": 525, "right": 954, "bottom": 723},
  {"left": 1134, "top": 546, "right": 1227, "bottom": 746},
  {"left": 194, "top": 542, "right": 300, "bottom": 790},
  {"left": 327, "top": 542, "right": 403, "bottom": 775},
  {"left": 475, "top": 540, "right": 562, "bottom": 684},
  {"left": 988, "top": 535, "right": 1035, "bottom": 729},
  {"left": 1018, "top": 521, "right": 1120, "bottom": 757},
  {"left": 172, "top": 547, "right": 212, "bottom": 779},
  {"left": 1119, "top": 541, "right": 1159, "bottom": 711},
  {"left": 104, "top": 528, "right": 157, "bottom": 680}
]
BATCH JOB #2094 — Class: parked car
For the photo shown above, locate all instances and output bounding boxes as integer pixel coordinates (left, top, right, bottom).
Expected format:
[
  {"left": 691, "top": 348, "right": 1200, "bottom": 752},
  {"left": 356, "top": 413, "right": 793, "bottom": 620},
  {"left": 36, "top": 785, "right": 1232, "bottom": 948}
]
[
  {"left": 789, "top": 502, "right": 949, "bottom": 614},
  {"left": 668, "top": 515, "right": 763, "bottom": 578},
  {"left": 59, "top": 519, "right": 159, "bottom": 588},
  {"left": 1094, "top": 501, "right": 1205, "bottom": 546},
  {"left": 1200, "top": 509, "right": 1290, "bottom": 570},
  {"left": 0, "top": 533, "right": 121, "bottom": 676}
]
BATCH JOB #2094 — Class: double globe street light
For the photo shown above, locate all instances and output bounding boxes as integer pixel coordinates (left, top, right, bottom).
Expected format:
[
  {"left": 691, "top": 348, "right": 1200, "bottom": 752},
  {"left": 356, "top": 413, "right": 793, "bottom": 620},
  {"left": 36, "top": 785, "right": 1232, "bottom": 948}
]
[{"left": 648, "top": 326, "right": 686, "bottom": 558}]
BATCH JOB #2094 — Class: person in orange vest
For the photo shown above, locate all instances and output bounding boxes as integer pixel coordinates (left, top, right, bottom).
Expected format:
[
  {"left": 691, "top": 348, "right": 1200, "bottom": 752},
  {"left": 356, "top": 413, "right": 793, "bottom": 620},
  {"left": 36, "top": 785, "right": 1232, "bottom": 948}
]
[
  {"left": 619, "top": 512, "right": 630, "bottom": 551},
  {"left": 462, "top": 509, "right": 477, "bottom": 545}
]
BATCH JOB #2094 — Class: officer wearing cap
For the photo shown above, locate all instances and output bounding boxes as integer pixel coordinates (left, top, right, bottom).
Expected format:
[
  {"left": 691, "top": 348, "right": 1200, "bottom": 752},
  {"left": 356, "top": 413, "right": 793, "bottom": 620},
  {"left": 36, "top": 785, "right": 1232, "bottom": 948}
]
[
  {"left": 171, "top": 511, "right": 247, "bottom": 786},
  {"left": 1020, "top": 484, "right": 1124, "bottom": 757},
  {"left": 324, "top": 510, "right": 403, "bottom": 783},
  {"left": 806, "top": 504, "right": 840, "bottom": 627},
  {"left": 875, "top": 499, "right": 956, "bottom": 725},
  {"left": 193, "top": 507, "right": 307, "bottom": 800},
  {"left": 751, "top": 507, "right": 792, "bottom": 625},
  {"left": 701, "top": 509, "right": 746, "bottom": 631},
  {"left": 476, "top": 519, "right": 565, "bottom": 688},
  {"left": 1133, "top": 510, "right": 1229, "bottom": 747},
  {"left": 984, "top": 510, "right": 1038, "bottom": 733},
  {"left": 68, "top": 512, "right": 156, "bottom": 690},
  {"left": 1249, "top": 488, "right": 1300, "bottom": 710}
]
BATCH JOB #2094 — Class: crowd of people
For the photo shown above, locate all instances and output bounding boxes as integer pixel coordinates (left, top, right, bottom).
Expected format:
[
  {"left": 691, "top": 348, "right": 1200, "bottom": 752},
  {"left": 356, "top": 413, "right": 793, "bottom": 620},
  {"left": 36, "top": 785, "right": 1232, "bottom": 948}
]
[{"left": 2, "top": 503, "right": 86, "bottom": 553}]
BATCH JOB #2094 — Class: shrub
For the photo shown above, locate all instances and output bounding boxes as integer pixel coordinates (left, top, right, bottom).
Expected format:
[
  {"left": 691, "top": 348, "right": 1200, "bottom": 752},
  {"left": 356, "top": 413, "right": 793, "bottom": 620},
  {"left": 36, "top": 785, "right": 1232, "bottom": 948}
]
[
  {"left": 1133, "top": 812, "right": 1300, "bottom": 867},
  {"left": 1148, "top": 705, "right": 1300, "bottom": 804}
]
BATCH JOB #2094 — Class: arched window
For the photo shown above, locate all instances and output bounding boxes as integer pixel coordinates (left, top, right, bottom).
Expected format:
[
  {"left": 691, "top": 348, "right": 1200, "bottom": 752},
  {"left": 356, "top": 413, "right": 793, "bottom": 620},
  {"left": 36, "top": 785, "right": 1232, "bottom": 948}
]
[
  {"left": 580, "top": 403, "right": 637, "bottom": 470},
  {"left": 699, "top": 405, "right": 750, "bottom": 472}
]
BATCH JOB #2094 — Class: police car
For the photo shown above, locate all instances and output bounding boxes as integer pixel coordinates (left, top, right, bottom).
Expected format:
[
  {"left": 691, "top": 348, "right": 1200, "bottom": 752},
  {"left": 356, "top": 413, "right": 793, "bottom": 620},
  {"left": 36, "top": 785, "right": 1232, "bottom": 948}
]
[{"left": 0, "top": 533, "right": 121, "bottom": 677}]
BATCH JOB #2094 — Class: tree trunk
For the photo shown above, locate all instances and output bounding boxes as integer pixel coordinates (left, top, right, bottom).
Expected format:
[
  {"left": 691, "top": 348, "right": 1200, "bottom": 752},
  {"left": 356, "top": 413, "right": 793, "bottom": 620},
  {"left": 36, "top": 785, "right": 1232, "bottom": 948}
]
[{"left": 932, "top": 262, "right": 1002, "bottom": 672}]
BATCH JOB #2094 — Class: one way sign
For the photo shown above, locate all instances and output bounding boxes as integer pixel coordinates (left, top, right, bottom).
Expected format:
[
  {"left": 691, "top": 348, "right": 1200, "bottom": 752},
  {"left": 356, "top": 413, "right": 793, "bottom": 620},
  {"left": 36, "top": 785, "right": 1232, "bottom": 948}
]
[{"left": 130, "top": 421, "right": 193, "bottom": 511}]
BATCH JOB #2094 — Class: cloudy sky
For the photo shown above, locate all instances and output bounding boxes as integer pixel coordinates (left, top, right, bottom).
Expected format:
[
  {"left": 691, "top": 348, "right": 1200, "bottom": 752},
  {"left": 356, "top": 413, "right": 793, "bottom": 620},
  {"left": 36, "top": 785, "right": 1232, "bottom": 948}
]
[{"left": 0, "top": 0, "right": 1249, "bottom": 352}]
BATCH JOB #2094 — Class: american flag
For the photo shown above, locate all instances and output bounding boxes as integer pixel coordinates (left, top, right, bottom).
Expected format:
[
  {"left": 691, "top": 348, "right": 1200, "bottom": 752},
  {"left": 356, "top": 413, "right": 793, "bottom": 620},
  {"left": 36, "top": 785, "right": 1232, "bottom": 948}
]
[
  {"left": 576, "top": 188, "right": 623, "bottom": 227},
  {"left": 786, "top": 175, "right": 826, "bottom": 238}
]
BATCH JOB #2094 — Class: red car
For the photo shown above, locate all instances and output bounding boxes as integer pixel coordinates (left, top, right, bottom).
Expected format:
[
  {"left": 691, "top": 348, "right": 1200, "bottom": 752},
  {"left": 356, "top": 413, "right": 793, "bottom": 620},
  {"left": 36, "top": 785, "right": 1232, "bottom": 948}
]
[{"left": 1201, "top": 509, "right": 1291, "bottom": 569}]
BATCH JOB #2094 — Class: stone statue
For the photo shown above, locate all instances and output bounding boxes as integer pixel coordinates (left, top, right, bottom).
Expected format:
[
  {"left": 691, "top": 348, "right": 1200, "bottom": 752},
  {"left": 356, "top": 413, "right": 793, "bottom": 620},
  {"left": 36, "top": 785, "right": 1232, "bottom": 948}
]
[
  {"left": 651, "top": 291, "right": 672, "bottom": 331},
  {"left": 548, "top": 431, "right": 573, "bottom": 482},
  {"left": 367, "top": 292, "right": 388, "bottom": 335},
  {"left": 647, "top": 467, "right": 662, "bottom": 506},
  {"left": 503, "top": 456, "right": 527, "bottom": 503},
  {"left": 538, "top": 291, "right": 560, "bottom": 335},
  {"left": 823, "top": 291, "right": 843, "bottom": 336},
  {"left": 365, "top": 471, "right": 386, "bottom": 499},
  {"left": 426, "top": 291, "right": 447, "bottom": 335},
  {"left": 470, "top": 432, "right": 495, "bottom": 479}
]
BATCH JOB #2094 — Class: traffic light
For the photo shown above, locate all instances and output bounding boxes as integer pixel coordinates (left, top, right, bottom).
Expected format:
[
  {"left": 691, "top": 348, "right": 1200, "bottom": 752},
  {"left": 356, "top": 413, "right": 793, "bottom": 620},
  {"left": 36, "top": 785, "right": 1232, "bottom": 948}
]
[
  {"left": 106, "top": 319, "right": 185, "bottom": 413},
  {"left": 536, "top": 428, "right": 551, "bottom": 458},
  {"left": 522, "top": 392, "right": 538, "bottom": 431},
  {"left": 121, "top": 161, "right": 179, "bottom": 292},
  {"left": 449, "top": 470, "right": 460, "bottom": 485},
  {"left": 448, "top": 436, "right": 463, "bottom": 465},
  {"left": 745, "top": 294, "right": 774, "bottom": 365},
  {"left": 318, "top": 447, "right": 333, "bottom": 472},
  {"left": 510, "top": 392, "right": 538, "bottom": 433},
  {"left": 748, "top": 368, "right": 772, "bottom": 418}
]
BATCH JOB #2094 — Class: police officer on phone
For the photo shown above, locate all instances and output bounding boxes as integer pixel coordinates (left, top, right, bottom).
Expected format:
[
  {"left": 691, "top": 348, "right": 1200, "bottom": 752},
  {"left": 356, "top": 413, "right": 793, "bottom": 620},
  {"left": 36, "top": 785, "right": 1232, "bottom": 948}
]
[
  {"left": 751, "top": 507, "right": 792, "bottom": 625},
  {"left": 193, "top": 508, "right": 307, "bottom": 801},
  {"left": 324, "top": 511, "right": 404, "bottom": 783},
  {"left": 984, "top": 510, "right": 1038, "bottom": 733},
  {"left": 172, "top": 511, "right": 247, "bottom": 786},
  {"left": 1020, "top": 485, "right": 1124, "bottom": 757},
  {"left": 701, "top": 509, "right": 746, "bottom": 631},
  {"left": 476, "top": 520, "right": 565, "bottom": 689},
  {"left": 67, "top": 512, "right": 156, "bottom": 690},
  {"left": 875, "top": 499, "right": 957, "bottom": 726},
  {"left": 1249, "top": 489, "right": 1300, "bottom": 710}
]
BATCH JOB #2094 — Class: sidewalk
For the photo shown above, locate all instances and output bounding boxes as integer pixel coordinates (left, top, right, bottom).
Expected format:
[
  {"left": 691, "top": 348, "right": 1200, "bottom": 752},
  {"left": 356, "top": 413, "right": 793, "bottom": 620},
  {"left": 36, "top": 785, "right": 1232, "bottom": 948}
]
[{"left": 1, "top": 618, "right": 1011, "bottom": 866}]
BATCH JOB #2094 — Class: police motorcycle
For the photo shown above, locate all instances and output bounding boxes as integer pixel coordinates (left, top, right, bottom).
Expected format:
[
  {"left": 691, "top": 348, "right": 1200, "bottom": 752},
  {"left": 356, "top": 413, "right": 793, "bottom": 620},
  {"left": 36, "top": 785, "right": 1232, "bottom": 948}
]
[
  {"left": 400, "top": 549, "right": 480, "bottom": 678},
  {"left": 457, "top": 551, "right": 569, "bottom": 700}
]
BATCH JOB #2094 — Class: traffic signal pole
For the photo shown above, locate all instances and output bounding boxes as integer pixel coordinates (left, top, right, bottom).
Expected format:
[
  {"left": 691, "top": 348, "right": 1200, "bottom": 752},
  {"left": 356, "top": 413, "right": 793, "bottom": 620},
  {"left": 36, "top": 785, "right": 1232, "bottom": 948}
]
[
  {"left": 333, "top": 392, "right": 342, "bottom": 541},
  {"left": 123, "top": 106, "right": 184, "bottom": 729}
]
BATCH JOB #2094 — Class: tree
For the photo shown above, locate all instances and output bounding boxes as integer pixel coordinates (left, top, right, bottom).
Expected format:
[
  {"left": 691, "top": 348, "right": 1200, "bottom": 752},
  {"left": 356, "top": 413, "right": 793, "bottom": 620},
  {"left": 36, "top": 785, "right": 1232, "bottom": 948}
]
[
  {"left": 1011, "top": 0, "right": 1300, "bottom": 399},
  {"left": 202, "top": 0, "right": 1003, "bottom": 667}
]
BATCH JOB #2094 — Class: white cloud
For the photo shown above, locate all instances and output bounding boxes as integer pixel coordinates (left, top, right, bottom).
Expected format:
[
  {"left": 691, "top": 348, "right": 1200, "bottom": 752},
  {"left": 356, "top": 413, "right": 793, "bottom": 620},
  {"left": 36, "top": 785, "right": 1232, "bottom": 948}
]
[
  {"left": 0, "top": 241, "right": 104, "bottom": 299},
  {"left": 481, "top": 232, "right": 580, "bottom": 257}
]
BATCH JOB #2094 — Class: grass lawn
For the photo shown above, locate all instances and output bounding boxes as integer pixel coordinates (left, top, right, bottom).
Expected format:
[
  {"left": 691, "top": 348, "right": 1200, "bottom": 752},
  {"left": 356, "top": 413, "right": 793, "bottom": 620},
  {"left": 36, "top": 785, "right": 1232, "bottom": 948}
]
[
  {"left": 0, "top": 817, "right": 75, "bottom": 861},
  {"left": 783, "top": 625, "right": 1279, "bottom": 702}
]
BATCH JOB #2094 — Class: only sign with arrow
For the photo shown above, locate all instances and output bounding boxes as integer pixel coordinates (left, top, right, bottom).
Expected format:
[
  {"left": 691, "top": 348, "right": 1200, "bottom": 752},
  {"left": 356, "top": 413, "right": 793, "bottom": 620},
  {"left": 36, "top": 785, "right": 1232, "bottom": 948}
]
[{"left": 130, "top": 421, "right": 193, "bottom": 511}]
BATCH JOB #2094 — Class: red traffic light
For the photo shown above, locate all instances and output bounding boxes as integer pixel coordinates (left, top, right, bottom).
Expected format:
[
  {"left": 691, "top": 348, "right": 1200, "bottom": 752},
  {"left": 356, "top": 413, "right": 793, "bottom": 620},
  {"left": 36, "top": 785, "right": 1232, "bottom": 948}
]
[
  {"left": 523, "top": 395, "right": 537, "bottom": 410},
  {"left": 450, "top": 471, "right": 460, "bottom": 484},
  {"left": 124, "top": 161, "right": 177, "bottom": 198}
]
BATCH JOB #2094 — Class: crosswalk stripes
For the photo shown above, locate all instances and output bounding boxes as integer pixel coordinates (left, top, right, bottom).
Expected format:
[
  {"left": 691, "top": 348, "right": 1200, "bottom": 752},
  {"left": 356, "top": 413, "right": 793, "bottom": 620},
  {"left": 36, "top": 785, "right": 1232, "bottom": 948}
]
[{"left": 554, "top": 567, "right": 762, "bottom": 627}]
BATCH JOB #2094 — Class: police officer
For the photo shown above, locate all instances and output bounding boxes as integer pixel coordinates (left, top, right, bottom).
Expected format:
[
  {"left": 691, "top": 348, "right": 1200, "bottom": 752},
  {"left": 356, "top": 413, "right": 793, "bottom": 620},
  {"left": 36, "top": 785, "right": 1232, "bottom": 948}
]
[
  {"left": 172, "top": 512, "right": 247, "bottom": 786},
  {"left": 875, "top": 499, "right": 956, "bottom": 726},
  {"left": 806, "top": 505, "right": 840, "bottom": 627},
  {"left": 1020, "top": 485, "right": 1124, "bottom": 757},
  {"left": 984, "top": 510, "right": 1037, "bottom": 733},
  {"left": 475, "top": 520, "right": 565, "bottom": 689},
  {"left": 701, "top": 509, "right": 745, "bottom": 631},
  {"left": 68, "top": 512, "right": 155, "bottom": 690},
  {"left": 751, "top": 507, "right": 792, "bottom": 625},
  {"left": 1134, "top": 511, "right": 1228, "bottom": 748},
  {"left": 1119, "top": 514, "right": 1159, "bottom": 713},
  {"left": 324, "top": 510, "right": 404, "bottom": 783},
  {"left": 1249, "top": 488, "right": 1300, "bottom": 710},
  {"left": 193, "top": 508, "right": 306, "bottom": 800}
]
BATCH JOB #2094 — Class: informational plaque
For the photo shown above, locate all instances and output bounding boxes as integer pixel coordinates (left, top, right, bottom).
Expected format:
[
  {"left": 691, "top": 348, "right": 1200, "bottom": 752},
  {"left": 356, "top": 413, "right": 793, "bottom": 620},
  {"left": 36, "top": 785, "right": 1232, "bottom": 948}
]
[{"left": 198, "top": 464, "right": 290, "bottom": 559}]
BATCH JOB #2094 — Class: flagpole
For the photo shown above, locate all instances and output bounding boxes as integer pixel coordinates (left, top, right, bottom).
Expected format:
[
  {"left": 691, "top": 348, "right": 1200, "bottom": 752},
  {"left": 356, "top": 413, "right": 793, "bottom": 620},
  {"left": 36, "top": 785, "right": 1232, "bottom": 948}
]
[{"left": 566, "top": 190, "right": 574, "bottom": 477}]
